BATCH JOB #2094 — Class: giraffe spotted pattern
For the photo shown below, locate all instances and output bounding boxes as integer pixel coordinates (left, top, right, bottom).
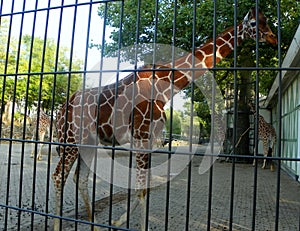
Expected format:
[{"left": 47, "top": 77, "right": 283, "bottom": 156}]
[{"left": 52, "top": 7, "right": 277, "bottom": 231}]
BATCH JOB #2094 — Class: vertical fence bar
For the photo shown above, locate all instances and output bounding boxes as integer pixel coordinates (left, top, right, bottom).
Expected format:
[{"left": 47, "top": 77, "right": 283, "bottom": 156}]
[
  {"left": 30, "top": 1, "right": 44, "bottom": 229},
  {"left": 65, "top": 1, "right": 80, "bottom": 230},
  {"left": 275, "top": 0, "right": 282, "bottom": 230},
  {"left": 146, "top": 1, "right": 161, "bottom": 229},
  {"left": 184, "top": 1, "right": 198, "bottom": 230},
  {"left": 85, "top": 2, "right": 95, "bottom": 231},
  {"left": 56, "top": 1, "right": 66, "bottom": 229},
  {"left": 93, "top": 6, "right": 109, "bottom": 227},
  {"left": 16, "top": 0, "right": 28, "bottom": 229},
  {"left": 125, "top": 0, "right": 141, "bottom": 227},
  {"left": 251, "top": 2, "right": 260, "bottom": 230},
  {"left": 229, "top": 1, "right": 238, "bottom": 230},
  {"left": 4, "top": 1, "right": 16, "bottom": 230},
  {"left": 108, "top": 1, "right": 124, "bottom": 230},
  {"left": 41, "top": 1, "right": 52, "bottom": 230},
  {"left": 0, "top": 0, "right": 6, "bottom": 137},
  {"left": 164, "top": 1, "right": 178, "bottom": 230}
]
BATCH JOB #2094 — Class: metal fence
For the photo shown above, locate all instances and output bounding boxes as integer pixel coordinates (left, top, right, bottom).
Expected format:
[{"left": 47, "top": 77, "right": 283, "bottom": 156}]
[{"left": 1, "top": 1, "right": 300, "bottom": 231}]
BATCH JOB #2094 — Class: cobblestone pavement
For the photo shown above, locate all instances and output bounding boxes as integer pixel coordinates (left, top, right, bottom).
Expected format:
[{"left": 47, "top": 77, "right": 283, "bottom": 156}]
[{"left": 0, "top": 143, "right": 299, "bottom": 231}]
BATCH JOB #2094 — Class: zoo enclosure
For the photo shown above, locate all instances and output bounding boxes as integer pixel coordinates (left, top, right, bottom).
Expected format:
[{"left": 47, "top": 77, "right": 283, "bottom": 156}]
[{"left": 0, "top": 1, "right": 300, "bottom": 231}]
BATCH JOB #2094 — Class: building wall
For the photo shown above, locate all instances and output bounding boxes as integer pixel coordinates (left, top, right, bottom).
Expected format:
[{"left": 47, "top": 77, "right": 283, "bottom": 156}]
[{"left": 273, "top": 76, "right": 300, "bottom": 180}]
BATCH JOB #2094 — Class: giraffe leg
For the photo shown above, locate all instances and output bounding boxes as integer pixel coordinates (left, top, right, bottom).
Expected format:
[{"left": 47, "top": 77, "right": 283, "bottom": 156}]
[
  {"left": 112, "top": 192, "right": 140, "bottom": 227},
  {"left": 262, "top": 140, "right": 268, "bottom": 169},
  {"left": 137, "top": 188, "right": 147, "bottom": 231},
  {"left": 269, "top": 146, "right": 275, "bottom": 172},
  {"left": 113, "top": 151, "right": 150, "bottom": 231},
  {"left": 253, "top": 146, "right": 257, "bottom": 166},
  {"left": 30, "top": 133, "right": 35, "bottom": 158},
  {"left": 52, "top": 147, "right": 78, "bottom": 231},
  {"left": 37, "top": 132, "right": 46, "bottom": 161},
  {"left": 73, "top": 136, "right": 100, "bottom": 231},
  {"left": 73, "top": 153, "right": 95, "bottom": 226},
  {"left": 49, "top": 128, "right": 53, "bottom": 163},
  {"left": 112, "top": 189, "right": 148, "bottom": 230}
]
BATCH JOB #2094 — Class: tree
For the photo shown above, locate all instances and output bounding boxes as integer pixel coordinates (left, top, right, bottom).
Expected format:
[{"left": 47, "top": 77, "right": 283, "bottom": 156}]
[
  {"left": 0, "top": 19, "right": 83, "bottom": 112},
  {"left": 94, "top": 0, "right": 300, "bottom": 153},
  {"left": 95, "top": 0, "right": 299, "bottom": 91},
  {"left": 164, "top": 108, "right": 182, "bottom": 135}
]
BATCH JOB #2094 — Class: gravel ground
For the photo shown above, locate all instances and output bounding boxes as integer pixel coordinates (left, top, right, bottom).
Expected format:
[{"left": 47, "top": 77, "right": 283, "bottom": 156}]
[{"left": 0, "top": 143, "right": 299, "bottom": 231}]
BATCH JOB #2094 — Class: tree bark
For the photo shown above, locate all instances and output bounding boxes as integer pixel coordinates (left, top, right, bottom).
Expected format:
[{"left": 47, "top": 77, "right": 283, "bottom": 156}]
[{"left": 235, "top": 46, "right": 254, "bottom": 162}]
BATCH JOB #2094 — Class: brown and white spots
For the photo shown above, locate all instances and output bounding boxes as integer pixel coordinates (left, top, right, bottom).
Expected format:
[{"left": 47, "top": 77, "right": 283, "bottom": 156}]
[{"left": 52, "top": 7, "right": 277, "bottom": 231}]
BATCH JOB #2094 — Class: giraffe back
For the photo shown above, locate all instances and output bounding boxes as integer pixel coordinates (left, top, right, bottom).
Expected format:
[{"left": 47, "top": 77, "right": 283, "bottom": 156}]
[{"left": 56, "top": 68, "right": 169, "bottom": 147}]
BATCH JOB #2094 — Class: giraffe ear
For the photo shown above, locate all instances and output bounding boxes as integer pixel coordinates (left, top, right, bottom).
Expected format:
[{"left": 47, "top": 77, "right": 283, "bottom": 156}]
[
  {"left": 250, "top": 7, "right": 256, "bottom": 17},
  {"left": 249, "top": 7, "right": 266, "bottom": 22},
  {"left": 243, "top": 11, "right": 250, "bottom": 23}
]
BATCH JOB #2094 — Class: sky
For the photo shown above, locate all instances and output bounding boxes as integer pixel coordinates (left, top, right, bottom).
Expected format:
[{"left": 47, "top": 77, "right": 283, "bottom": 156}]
[{"left": 1, "top": 0, "right": 188, "bottom": 111}]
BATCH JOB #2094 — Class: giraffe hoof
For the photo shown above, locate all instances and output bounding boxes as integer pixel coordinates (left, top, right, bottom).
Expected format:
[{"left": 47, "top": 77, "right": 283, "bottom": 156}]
[
  {"left": 93, "top": 226, "right": 100, "bottom": 231},
  {"left": 37, "top": 156, "right": 42, "bottom": 161},
  {"left": 112, "top": 220, "right": 123, "bottom": 227}
]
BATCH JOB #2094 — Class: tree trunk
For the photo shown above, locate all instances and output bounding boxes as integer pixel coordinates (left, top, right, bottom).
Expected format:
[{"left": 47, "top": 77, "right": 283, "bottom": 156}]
[{"left": 235, "top": 46, "right": 253, "bottom": 162}]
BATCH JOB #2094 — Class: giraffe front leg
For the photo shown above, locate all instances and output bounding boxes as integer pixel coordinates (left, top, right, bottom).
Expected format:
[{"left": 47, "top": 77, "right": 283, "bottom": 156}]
[
  {"left": 52, "top": 167, "right": 65, "bottom": 231},
  {"left": 112, "top": 193, "right": 139, "bottom": 227},
  {"left": 53, "top": 189, "right": 62, "bottom": 231},
  {"left": 37, "top": 132, "right": 46, "bottom": 161},
  {"left": 30, "top": 134, "right": 35, "bottom": 158},
  {"left": 75, "top": 147, "right": 100, "bottom": 231},
  {"left": 253, "top": 147, "right": 256, "bottom": 166},
  {"left": 112, "top": 189, "right": 147, "bottom": 230},
  {"left": 262, "top": 159, "right": 267, "bottom": 169},
  {"left": 113, "top": 154, "right": 150, "bottom": 230},
  {"left": 262, "top": 141, "right": 268, "bottom": 169},
  {"left": 52, "top": 147, "right": 78, "bottom": 231},
  {"left": 137, "top": 188, "right": 147, "bottom": 231},
  {"left": 37, "top": 143, "right": 45, "bottom": 161},
  {"left": 269, "top": 147, "right": 275, "bottom": 172}
]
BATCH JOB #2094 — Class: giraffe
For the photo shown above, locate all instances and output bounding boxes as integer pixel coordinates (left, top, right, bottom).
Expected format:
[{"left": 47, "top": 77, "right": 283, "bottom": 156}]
[
  {"left": 248, "top": 102, "right": 277, "bottom": 171},
  {"left": 52, "top": 7, "right": 277, "bottom": 230},
  {"left": 30, "top": 106, "right": 53, "bottom": 161}
]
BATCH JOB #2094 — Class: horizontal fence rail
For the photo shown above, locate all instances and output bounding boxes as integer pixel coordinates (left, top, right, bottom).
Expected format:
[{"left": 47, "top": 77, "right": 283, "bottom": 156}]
[{"left": 0, "top": 1, "right": 299, "bottom": 231}]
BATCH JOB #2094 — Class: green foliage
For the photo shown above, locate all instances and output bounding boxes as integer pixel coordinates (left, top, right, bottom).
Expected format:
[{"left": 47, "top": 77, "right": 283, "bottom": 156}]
[
  {"left": 164, "top": 108, "right": 182, "bottom": 135},
  {"left": 95, "top": 0, "right": 299, "bottom": 91},
  {"left": 95, "top": 0, "right": 299, "bottom": 137},
  {"left": 0, "top": 19, "right": 83, "bottom": 111}
]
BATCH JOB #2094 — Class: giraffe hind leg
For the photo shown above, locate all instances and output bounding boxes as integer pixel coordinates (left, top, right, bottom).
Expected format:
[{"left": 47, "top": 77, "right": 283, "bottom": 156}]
[
  {"left": 73, "top": 135, "right": 100, "bottom": 231},
  {"left": 262, "top": 141, "right": 269, "bottom": 169},
  {"left": 268, "top": 147, "right": 275, "bottom": 171}
]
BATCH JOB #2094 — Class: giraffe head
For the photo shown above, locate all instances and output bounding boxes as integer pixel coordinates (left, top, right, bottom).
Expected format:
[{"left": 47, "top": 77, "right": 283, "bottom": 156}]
[
  {"left": 242, "top": 7, "right": 277, "bottom": 45},
  {"left": 248, "top": 101, "right": 257, "bottom": 114}
]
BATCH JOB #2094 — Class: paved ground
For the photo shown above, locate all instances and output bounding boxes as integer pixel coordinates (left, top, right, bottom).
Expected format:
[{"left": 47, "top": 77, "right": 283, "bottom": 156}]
[{"left": 0, "top": 143, "right": 300, "bottom": 231}]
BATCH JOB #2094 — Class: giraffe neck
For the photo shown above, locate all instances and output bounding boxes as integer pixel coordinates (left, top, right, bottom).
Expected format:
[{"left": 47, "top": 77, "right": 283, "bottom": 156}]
[
  {"left": 99, "top": 22, "right": 247, "bottom": 106},
  {"left": 193, "top": 23, "right": 245, "bottom": 68},
  {"left": 162, "top": 22, "right": 245, "bottom": 91}
]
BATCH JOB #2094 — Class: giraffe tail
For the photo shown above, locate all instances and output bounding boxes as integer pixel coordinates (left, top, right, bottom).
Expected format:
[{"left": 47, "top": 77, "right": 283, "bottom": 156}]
[{"left": 56, "top": 146, "right": 61, "bottom": 156}]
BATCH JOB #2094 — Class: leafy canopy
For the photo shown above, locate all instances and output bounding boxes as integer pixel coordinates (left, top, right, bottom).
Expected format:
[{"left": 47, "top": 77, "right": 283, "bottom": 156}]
[
  {"left": 0, "top": 19, "right": 83, "bottom": 111},
  {"left": 94, "top": 0, "right": 299, "bottom": 134},
  {"left": 95, "top": 0, "right": 299, "bottom": 94}
]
